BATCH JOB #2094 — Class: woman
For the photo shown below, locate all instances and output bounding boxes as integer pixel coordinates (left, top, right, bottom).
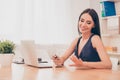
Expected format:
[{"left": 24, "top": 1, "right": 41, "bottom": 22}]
[{"left": 52, "top": 8, "right": 112, "bottom": 69}]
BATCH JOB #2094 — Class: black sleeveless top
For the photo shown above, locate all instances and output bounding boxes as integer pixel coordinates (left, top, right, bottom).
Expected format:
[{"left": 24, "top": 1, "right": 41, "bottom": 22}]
[{"left": 74, "top": 34, "right": 101, "bottom": 62}]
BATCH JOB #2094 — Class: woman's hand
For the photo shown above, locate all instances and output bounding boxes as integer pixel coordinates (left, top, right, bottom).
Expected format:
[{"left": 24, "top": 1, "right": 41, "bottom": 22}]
[
  {"left": 52, "top": 55, "right": 64, "bottom": 66},
  {"left": 70, "top": 55, "right": 83, "bottom": 67}
]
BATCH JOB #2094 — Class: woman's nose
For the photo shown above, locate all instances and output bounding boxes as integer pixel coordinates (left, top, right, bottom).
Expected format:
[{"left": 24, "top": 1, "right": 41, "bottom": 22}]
[{"left": 81, "top": 22, "right": 86, "bottom": 27}]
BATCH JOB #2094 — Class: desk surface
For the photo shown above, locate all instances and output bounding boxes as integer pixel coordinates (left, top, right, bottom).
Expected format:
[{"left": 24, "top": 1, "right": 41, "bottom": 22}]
[{"left": 0, "top": 63, "right": 120, "bottom": 80}]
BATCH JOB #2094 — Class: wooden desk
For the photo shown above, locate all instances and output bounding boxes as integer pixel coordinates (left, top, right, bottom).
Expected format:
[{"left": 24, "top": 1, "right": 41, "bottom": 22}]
[{"left": 0, "top": 63, "right": 120, "bottom": 80}]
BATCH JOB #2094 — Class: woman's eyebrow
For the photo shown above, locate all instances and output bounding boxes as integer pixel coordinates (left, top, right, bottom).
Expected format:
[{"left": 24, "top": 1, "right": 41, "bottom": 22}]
[
  {"left": 86, "top": 19, "right": 93, "bottom": 22},
  {"left": 86, "top": 20, "right": 92, "bottom": 22}
]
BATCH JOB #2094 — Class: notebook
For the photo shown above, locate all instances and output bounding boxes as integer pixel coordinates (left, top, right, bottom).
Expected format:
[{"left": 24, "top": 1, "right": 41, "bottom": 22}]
[{"left": 20, "top": 40, "right": 53, "bottom": 68}]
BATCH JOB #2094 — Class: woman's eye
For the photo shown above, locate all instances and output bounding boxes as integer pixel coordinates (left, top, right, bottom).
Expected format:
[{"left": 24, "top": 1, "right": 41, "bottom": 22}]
[
  {"left": 87, "top": 21, "right": 91, "bottom": 24},
  {"left": 80, "top": 19, "right": 84, "bottom": 22}
]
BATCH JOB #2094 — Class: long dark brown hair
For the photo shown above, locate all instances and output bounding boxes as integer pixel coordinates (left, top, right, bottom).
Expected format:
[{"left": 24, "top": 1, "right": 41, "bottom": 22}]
[{"left": 78, "top": 8, "right": 101, "bottom": 37}]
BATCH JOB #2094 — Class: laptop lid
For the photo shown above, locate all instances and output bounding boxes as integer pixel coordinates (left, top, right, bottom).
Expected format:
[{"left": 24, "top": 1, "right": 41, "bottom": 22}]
[{"left": 21, "top": 40, "right": 53, "bottom": 68}]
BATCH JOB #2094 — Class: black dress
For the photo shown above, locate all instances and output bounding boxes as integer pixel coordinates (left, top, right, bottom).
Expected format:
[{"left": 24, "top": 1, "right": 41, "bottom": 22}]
[{"left": 74, "top": 34, "right": 101, "bottom": 62}]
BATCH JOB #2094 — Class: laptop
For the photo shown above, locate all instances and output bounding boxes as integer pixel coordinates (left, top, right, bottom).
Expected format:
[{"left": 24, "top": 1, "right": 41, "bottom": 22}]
[{"left": 20, "top": 40, "right": 53, "bottom": 68}]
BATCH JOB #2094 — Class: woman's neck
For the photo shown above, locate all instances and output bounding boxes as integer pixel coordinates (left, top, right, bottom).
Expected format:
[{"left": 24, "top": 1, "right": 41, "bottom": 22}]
[{"left": 81, "top": 33, "right": 92, "bottom": 41}]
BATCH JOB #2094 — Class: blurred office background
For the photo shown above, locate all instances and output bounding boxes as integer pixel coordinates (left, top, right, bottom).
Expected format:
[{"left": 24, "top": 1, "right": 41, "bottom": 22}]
[{"left": 0, "top": 0, "right": 97, "bottom": 45}]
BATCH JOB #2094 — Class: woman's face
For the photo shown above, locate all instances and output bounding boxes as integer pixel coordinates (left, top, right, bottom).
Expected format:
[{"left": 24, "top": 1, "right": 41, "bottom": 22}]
[{"left": 78, "top": 13, "right": 94, "bottom": 34}]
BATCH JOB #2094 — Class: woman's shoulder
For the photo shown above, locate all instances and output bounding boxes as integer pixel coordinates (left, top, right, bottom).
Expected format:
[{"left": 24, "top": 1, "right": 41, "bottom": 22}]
[
  {"left": 91, "top": 34, "right": 101, "bottom": 41},
  {"left": 75, "top": 37, "right": 80, "bottom": 41},
  {"left": 91, "top": 34, "right": 102, "bottom": 47},
  {"left": 75, "top": 37, "right": 81, "bottom": 42},
  {"left": 71, "top": 37, "right": 80, "bottom": 45}
]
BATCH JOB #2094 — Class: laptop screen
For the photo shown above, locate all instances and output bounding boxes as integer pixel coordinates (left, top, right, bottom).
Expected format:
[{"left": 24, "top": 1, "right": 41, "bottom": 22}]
[{"left": 20, "top": 40, "right": 53, "bottom": 68}]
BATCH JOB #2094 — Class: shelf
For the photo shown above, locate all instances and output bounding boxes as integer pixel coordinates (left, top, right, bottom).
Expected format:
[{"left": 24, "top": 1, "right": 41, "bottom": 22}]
[
  {"left": 101, "top": 0, "right": 120, "bottom": 2},
  {"left": 101, "top": 34, "right": 111, "bottom": 37},
  {"left": 102, "top": 15, "right": 120, "bottom": 20},
  {"left": 109, "top": 0, "right": 120, "bottom": 2},
  {"left": 108, "top": 52, "right": 120, "bottom": 59},
  {"left": 102, "top": 34, "right": 120, "bottom": 37},
  {"left": 100, "top": 0, "right": 120, "bottom": 36}
]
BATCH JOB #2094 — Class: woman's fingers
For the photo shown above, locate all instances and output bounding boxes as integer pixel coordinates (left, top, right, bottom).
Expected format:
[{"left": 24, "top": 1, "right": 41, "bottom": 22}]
[
  {"left": 52, "top": 56, "right": 64, "bottom": 66},
  {"left": 70, "top": 55, "right": 80, "bottom": 63},
  {"left": 71, "top": 55, "right": 78, "bottom": 62},
  {"left": 69, "top": 64, "right": 76, "bottom": 66},
  {"left": 70, "top": 55, "right": 83, "bottom": 66}
]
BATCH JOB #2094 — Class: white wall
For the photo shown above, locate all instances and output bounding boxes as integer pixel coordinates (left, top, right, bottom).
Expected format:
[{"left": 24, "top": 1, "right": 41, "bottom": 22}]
[{"left": 0, "top": 0, "right": 89, "bottom": 45}]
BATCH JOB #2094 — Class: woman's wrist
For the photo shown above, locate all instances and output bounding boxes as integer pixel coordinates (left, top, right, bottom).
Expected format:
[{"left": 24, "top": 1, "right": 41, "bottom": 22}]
[{"left": 59, "top": 56, "right": 65, "bottom": 65}]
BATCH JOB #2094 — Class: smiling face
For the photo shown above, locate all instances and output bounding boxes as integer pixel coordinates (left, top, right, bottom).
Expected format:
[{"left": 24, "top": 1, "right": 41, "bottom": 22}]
[{"left": 78, "top": 13, "right": 94, "bottom": 34}]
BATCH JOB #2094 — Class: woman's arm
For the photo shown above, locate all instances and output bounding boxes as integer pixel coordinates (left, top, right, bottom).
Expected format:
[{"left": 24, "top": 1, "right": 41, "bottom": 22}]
[
  {"left": 52, "top": 38, "right": 79, "bottom": 66},
  {"left": 61, "top": 38, "right": 79, "bottom": 61},
  {"left": 70, "top": 35, "right": 112, "bottom": 69},
  {"left": 85, "top": 35, "right": 112, "bottom": 69}
]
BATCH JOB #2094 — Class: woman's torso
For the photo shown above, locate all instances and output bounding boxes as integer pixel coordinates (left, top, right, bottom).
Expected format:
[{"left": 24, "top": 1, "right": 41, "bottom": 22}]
[{"left": 74, "top": 34, "right": 101, "bottom": 62}]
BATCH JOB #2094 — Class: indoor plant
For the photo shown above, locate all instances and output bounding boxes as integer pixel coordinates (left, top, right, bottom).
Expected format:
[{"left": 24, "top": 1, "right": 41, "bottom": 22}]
[{"left": 0, "top": 40, "right": 15, "bottom": 67}]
